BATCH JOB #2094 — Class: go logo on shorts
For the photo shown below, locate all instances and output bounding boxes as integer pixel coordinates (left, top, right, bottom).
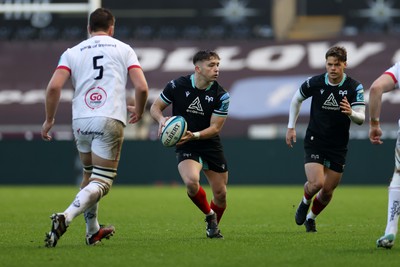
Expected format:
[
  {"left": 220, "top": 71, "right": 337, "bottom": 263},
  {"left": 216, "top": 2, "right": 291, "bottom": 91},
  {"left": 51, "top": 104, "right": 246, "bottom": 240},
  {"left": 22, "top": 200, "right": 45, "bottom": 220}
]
[{"left": 85, "top": 86, "right": 107, "bottom": 109}]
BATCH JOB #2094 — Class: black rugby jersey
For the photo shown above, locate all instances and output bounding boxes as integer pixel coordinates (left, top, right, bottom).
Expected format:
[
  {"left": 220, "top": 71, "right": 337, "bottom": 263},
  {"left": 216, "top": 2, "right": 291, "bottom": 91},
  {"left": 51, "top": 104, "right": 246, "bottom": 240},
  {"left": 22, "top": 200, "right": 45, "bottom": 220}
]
[
  {"left": 300, "top": 73, "right": 365, "bottom": 149},
  {"left": 160, "top": 74, "right": 230, "bottom": 150}
]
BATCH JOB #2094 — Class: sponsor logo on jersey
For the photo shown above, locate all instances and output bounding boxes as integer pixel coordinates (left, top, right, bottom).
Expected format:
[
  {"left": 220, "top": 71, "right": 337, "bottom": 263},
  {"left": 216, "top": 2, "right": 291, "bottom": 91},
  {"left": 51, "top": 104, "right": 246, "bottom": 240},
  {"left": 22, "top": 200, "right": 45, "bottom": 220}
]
[
  {"left": 85, "top": 86, "right": 107, "bottom": 110},
  {"left": 80, "top": 43, "right": 116, "bottom": 51},
  {"left": 339, "top": 90, "right": 347, "bottom": 96},
  {"left": 185, "top": 91, "right": 190, "bottom": 97},
  {"left": 76, "top": 128, "right": 104, "bottom": 136},
  {"left": 322, "top": 93, "right": 340, "bottom": 111},
  {"left": 187, "top": 97, "right": 205, "bottom": 115}
]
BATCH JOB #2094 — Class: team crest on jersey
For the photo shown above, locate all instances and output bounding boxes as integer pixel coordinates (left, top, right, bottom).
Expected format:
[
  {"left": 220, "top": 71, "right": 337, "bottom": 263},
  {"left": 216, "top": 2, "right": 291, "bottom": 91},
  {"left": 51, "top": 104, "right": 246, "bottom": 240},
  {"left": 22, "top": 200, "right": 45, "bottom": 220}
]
[
  {"left": 85, "top": 86, "right": 107, "bottom": 109},
  {"left": 183, "top": 153, "right": 192, "bottom": 158},
  {"left": 322, "top": 93, "right": 340, "bottom": 111},
  {"left": 187, "top": 96, "right": 204, "bottom": 115},
  {"left": 205, "top": 95, "right": 214, "bottom": 103},
  {"left": 311, "top": 154, "right": 319, "bottom": 160}
]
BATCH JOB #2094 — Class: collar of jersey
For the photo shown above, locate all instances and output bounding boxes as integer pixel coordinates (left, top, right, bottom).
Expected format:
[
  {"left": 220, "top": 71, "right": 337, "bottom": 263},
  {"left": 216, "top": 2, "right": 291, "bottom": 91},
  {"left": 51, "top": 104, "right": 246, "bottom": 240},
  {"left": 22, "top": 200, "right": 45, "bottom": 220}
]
[
  {"left": 324, "top": 72, "right": 346, "bottom": 87},
  {"left": 190, "top": 74, "right": 214, "bottom": 91}
]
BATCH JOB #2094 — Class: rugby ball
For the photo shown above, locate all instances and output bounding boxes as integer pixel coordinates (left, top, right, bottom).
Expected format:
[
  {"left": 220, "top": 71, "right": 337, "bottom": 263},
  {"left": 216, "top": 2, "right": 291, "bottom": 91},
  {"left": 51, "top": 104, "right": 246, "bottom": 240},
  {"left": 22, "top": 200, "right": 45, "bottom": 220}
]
[{"left": 160, "top": 116, "right": 187, "bottom": 147}]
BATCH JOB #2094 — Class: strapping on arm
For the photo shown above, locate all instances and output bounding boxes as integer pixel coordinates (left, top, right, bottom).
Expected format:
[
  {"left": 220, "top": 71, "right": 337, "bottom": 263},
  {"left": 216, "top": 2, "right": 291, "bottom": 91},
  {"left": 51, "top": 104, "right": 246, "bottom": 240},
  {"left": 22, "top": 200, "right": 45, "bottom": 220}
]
[
  {"left": 349, "top": 105, "right": 365, "bottom": 125},
  {"left": 288, "top": 89, "right": 305, "bottom": 129}
]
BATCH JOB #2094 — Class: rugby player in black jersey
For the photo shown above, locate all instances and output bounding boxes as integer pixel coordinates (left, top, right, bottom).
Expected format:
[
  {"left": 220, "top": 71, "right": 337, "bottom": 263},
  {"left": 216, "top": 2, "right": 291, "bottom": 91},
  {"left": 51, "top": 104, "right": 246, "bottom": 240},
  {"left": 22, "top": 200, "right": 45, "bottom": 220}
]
[
  {"left": 286, "top": 46, "right": 365, "bottom": 232},
  {"left": 150, "top": 50, "right": 230, "bottom": 238}
]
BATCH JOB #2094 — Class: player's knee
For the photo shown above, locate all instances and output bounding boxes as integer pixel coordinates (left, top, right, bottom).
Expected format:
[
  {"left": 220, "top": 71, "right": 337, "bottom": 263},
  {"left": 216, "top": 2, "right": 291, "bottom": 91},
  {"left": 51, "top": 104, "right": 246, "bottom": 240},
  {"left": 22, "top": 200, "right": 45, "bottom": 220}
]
[
  {"left": 213, "top": 188, "right": 227, "bottom": 203},
  {"left": 186, "top": 183, "right": 200, "bottom": 196},
  {"left": 307, "top": 181, "right": 323, "bottom": 193},
  {"left": 90, "top": 165, "right": 117, "bottom": 196},
  {"left": 183, "top": 177, "right": 200, "bottom": 193}
]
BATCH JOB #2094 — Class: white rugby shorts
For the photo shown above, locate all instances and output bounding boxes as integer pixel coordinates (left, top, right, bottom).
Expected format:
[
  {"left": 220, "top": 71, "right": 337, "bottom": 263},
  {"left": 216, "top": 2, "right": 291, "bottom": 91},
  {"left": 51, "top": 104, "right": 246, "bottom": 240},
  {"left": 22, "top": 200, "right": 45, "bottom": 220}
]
[{"left": 72, "top": 117, "right": 124, "bottom": 161}]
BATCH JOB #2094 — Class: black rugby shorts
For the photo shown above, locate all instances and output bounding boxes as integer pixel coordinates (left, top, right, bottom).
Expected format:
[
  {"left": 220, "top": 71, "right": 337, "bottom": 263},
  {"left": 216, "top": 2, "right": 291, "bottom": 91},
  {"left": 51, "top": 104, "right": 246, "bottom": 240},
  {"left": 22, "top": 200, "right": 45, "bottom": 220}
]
[
  {"left": 304, "top": 142, "right": 347, "bottom": 173},
  {"left": 176, "top": 149, "right": 228, "bottom": 173}
]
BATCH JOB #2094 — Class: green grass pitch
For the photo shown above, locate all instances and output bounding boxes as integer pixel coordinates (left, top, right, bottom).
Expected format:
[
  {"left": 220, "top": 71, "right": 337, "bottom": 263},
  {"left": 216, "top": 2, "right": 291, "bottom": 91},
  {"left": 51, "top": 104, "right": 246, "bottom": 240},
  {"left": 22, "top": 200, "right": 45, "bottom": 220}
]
[{"left": 0, "top": 185, "right": 398, "bottom": 267}]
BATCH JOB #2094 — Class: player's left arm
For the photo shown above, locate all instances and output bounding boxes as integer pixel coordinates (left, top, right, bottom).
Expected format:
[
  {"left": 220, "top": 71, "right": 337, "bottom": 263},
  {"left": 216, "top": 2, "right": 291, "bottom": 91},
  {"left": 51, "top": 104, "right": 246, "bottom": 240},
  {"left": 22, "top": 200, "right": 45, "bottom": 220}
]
[
  {"left": 207, "top": 115, "right": 227, "bottom": 137},
  {"left": 184, "top": 115, "right": 227, "bottom": 142},
  {"left": 349, "top": 104, "right": 365, "bottom": 125},
  {"left": 340, "top": 83, "right": 365, "bottom": 125},
  {"left": 340, "top": 96, "right": 365, "bottom": 125},
  {"left": 179, "top": 114, "right": 227, "bottom": 144},
  {"left": 188, "top": 91, "right": 229, "bottom": 141}
]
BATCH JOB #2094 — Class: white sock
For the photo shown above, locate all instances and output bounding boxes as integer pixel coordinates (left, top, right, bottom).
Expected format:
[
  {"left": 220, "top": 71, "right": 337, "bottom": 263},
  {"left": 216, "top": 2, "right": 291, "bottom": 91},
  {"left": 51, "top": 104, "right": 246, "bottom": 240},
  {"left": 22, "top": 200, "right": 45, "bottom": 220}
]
[
  {"left": 307, "top": 211, "right": 316, "bottom": 220},
  {"left": 206, "top": 210, "right": 215, "bottom": 216},
  {"left": 385, "top": 187, "right": 400, "bottom": 236},
  {"left": 64, "top": 182, "right": 103, "bottom": 225},
  {"left": 303, "top": 196, "right": 311, "bottom": 205},
  {"left": 85, "top": 203, "right": 100, "bottom": 235}
]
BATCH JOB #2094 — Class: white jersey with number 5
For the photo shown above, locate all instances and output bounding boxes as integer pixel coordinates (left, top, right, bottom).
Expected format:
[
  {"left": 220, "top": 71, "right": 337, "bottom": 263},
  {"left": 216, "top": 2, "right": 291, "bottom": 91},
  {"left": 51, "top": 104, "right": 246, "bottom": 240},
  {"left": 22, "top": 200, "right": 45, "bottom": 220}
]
[{"left": 57, "top": 35, "right": 141, "bottom": 125}]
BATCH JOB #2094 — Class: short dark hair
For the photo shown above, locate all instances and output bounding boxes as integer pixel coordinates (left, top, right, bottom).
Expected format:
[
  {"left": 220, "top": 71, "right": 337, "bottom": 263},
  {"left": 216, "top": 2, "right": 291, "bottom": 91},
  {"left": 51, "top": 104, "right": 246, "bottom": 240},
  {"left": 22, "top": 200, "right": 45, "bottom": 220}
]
[
  {"left": 89, "top": 8, "right": 115, "bottom": 32},
  {"left": 325, "top": 46, "right": 347, "bottom": 62},
  {"left": 192, "top": 50, "right": 220, "bottom": 65}
]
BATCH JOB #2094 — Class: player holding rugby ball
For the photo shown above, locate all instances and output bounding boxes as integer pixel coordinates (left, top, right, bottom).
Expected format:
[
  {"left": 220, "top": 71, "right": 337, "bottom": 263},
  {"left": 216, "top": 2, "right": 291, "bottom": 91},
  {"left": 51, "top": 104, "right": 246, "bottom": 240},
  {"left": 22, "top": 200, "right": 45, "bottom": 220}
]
[{"left": 150, "top": 50, "right": 230, "bottom": 238}]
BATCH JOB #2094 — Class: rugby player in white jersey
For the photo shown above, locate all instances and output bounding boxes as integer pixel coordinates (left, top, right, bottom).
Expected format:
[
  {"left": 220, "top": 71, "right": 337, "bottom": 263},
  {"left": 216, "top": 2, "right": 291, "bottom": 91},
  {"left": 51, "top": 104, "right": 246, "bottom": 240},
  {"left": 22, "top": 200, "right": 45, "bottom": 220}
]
[
  {"left": 150, "top": 50, "right": 230, "bottom": 238},
  {"left": 286, "top": 46, "right": 365, "bottom": 232},
  {"left": 41, "top": 8, "right": 148, "bottom": 247},
  {"left": 369, "top": 61, "right": 400, "bottom": 249}
]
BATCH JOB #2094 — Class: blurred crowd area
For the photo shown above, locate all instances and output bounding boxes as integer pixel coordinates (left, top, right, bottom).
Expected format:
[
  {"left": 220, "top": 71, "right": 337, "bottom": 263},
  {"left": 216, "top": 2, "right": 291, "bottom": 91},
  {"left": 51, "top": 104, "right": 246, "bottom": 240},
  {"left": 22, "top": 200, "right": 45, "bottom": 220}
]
[
  {"left": 1, "top": 0, "right": 400, "bottom": 141},
  {"left": 0, "top": 0, "right": 400, "bottom": 41}
]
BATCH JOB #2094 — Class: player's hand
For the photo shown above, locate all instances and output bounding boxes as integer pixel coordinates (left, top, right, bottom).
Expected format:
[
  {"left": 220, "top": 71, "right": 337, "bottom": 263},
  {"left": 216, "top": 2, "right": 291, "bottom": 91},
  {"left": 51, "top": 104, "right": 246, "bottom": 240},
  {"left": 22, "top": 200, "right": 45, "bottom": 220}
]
[
  {"left": 157, "top": 116, "right": 170, "bottom": 137},
  {"left": 369, "top": 125, "right": 383, "bottom": 145},
  {"left": 286, "top": 128, "right": 296, "bottom": 148},
  {"left": 127, "top": 105, "right": 142, "bottom": 124},
  {"left": 176, "top": 131, "right": 195, "bottom": 145},
  {"left": 41, "top": 119, "right": 55, "bottom": 141},
  {"left": 340, "top": 96, "right": 352, "bottom": 116}
]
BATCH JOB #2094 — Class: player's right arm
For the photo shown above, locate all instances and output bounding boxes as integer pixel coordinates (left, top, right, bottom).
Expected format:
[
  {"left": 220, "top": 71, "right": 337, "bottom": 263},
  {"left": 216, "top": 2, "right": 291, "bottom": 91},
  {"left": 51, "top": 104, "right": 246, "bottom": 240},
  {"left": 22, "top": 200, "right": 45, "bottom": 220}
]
[
  {"left": 150, "top": 97, "right": 170, "bottom": 137},
  {"left": 286, "top": 88, "right": 305, "bottom": 148},
  {"left": 41, "top": 68, "right": 70, "bottom": 141}
]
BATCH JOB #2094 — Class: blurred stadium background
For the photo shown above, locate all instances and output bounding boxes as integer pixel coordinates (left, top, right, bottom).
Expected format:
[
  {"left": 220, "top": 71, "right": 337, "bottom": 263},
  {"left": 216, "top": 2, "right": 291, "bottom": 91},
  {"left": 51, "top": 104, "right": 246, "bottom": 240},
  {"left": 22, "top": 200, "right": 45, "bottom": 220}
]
[{"left": 1, "top": 0, "right": 400, "bottom": 184}]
